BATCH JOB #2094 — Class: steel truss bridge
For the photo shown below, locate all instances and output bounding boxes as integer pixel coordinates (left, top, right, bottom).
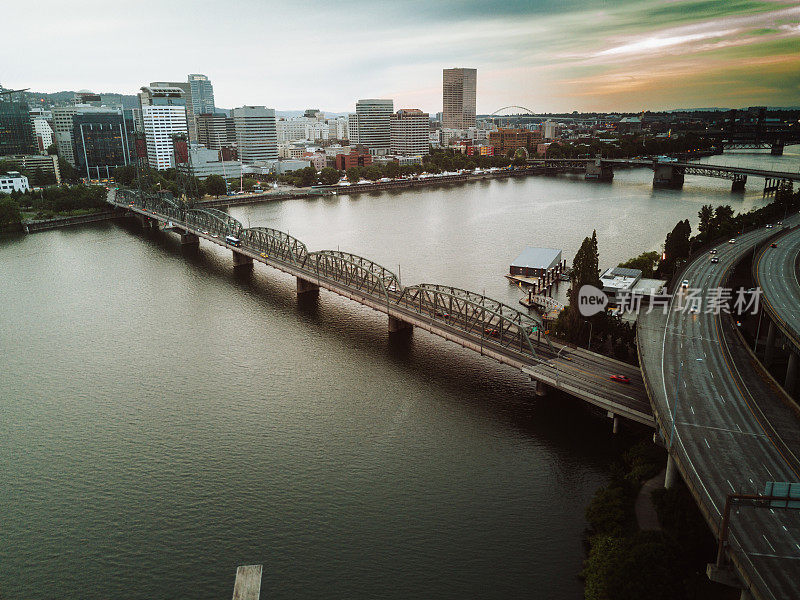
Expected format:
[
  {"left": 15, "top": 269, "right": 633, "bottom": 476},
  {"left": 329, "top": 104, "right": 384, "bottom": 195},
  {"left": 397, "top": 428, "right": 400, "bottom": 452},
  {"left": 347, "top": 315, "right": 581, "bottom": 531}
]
[{"left": 110, "top": 188, "right": 654, "bottom": 427}]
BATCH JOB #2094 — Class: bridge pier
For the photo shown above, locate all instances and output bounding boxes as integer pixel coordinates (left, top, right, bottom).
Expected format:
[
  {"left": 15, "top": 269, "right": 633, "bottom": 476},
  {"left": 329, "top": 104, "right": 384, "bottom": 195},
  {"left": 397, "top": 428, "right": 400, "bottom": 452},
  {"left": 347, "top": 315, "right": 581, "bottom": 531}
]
[
  {"left": 388, "top": 315, "right": 413, "bottom": 334},
  {"left": 785, "top": 350, "right": 798, "bottom": 395},
  {"left": 771, "top": 143, "right": 784, "bottom": 156},
  {"left": 232, "top": 250, "right": 253, "bottom": 271},
  {"left": 607, "top": 411, "right": 620, "bottom": 434},
  {"left": 585, "top": 160, "right": 614, "bottom": 182},
  {"left": 180, "top": 231, "right": 200, "bottom": 248},
  {"left": 731, "top": 174, "right": 746, "bottom": 192},
  {"left": 664, "top": 453, "right": 677, "bottom": 489},
  {"left": 296, "top": 277, "right": 319, "bottom": 297},
  {"left": 653, "top": 165, "right": 684, "bottom": 189},
  {"left": 764, "top": 321, "right": 776, "bottom": 367}
]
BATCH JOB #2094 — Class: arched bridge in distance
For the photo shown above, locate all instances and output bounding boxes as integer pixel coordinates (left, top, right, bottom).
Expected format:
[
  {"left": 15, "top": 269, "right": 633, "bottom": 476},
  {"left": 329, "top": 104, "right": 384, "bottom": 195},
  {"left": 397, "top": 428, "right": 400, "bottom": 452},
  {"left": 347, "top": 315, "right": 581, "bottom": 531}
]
[{"left": 109, "top": 189, "right": 654, "bottom": 428}]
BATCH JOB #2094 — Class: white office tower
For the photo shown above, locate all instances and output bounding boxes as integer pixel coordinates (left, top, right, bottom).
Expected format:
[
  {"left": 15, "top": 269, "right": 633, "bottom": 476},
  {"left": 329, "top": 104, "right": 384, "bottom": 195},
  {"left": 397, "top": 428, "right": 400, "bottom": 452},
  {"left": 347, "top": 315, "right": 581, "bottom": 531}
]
[
  {"left": 390, "top": 109, "right": 430, "bottom": 156},
  {"left": 354, "top": 99, "right": 393, "bottom": 155},
  {"left": 139, "top": 86, "right": 189, "bottom": 170},
  {"left": 232, "top": 106, "right": 277, "bottom": 164}
]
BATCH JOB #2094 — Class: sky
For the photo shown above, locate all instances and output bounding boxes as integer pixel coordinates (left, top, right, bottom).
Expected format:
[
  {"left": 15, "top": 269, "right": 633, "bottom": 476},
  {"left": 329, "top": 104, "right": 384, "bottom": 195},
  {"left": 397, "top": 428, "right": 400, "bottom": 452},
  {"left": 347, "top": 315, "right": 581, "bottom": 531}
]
[{"left": 5, "top": 0, "right": 800, "bottom": 113}]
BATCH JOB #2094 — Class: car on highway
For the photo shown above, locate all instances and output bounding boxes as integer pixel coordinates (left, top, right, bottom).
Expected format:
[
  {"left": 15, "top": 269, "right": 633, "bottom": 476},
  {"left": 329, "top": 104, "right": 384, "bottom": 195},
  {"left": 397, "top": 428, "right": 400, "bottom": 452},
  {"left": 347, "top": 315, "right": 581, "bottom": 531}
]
[
  {"left": 728, "top": 238, "right": 736, "bottom": 243},
  {"left": 711, "top": 257, "right": 719, "bottom": 263},
  {"left": 766, "top": 224, "right": 773, "bottom": 228},
  {"left": 484, "top": 327, "right": 499, "bottom": 337},
  {"left": 681, "top": 279, "right": 690, "bottom": 288},
  {"left": 709, "top": 249, "right": 717, "bottom": 254},
  {"left": 770, "top": 243, "right": 778, "bottom": 248},
  {"left": 610, "top": 374, "right": 631, "bottom": 384}
]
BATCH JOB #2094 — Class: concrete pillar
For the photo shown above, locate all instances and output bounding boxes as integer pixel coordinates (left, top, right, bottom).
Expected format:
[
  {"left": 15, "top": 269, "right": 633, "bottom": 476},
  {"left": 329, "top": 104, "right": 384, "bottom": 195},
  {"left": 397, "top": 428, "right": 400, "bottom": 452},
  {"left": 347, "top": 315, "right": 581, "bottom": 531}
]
[
  {"left": 664, "top": 453, "right": 677, "bottom": 489},
  {"left": 771, "top": 143, "right": 784, "bottom": 156},
  {"left": 731, "top": 175, "right": 746, "bottom": 192},
  {"left": 612, "top": 414, "right": 620, "bottom": 435},
  {"left": 296, "top": 277, "right": 319, "bottom": 297},
  {"left": 388, "top": 315, "right": 413, "bottom": 334},
  {"left": 653, "top": 164, "right": 684, "bottom": 189},
  {"left": 180, "top": 231, "right": 199, "bottom": 248},
  {"left": 785, "top": 351, "right": 798, "bottom": 395},
  {"left": 764, "top": 321, "right": 776, "bottom": 367},
  {"left": 232, "top": 250, "right": 253, "bottom": 271},
  {"left": 531, "top": 378, "right": 548, "bottom": 397}
]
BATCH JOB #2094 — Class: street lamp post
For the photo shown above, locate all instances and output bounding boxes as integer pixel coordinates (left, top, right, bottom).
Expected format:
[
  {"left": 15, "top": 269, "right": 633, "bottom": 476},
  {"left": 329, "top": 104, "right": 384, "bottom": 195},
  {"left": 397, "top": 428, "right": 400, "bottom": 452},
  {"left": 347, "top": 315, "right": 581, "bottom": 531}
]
[{"left": 584, "top": 319, "right": 593, "bottom": 351}]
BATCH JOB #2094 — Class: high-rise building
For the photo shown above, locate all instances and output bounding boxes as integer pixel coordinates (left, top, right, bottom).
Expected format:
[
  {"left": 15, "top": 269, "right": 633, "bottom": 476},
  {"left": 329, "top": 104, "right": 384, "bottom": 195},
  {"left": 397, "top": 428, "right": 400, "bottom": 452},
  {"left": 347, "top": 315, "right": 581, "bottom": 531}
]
[
  {"left": 188, "top": 74, "right": 215, "bottom": 116},
  {"left": 232, "top": 106, "right": 277, "bottom": 164},
  {"left": 149, "top": 81, "right": 197, "bottom": 142},
  {"left": 33, "top": 118, "right": 54, "bottom": 154},
  {"left": 353, "top": 99, "right": 393, "bottom": 155},
  {"left": 390, "top": 109, "right": 430, "bottom": 156},
  {"left": 52, "top": 106, "right": 78, "bottom": 164},
  {"left": 71, "top": 107, "right": 135, "bottom": 180},
  {"left": 0, "top": 100, "right": 37, "bottom": 156},
  {"left": 442, "top": 68, "right": 477, "bottom": 129},
  {"left": 196, "top": 112, "right": 229, "bottom": 150},
  {"left": 139, "top": 86, "right": 189, "bottom": 170}
]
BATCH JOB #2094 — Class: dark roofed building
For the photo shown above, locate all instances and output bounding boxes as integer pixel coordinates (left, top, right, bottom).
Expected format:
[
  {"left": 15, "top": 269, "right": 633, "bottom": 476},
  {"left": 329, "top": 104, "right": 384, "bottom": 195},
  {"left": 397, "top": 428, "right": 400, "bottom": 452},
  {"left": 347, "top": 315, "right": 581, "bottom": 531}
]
[{"left": 510, "top": 247, "right": 562, "bottom": 277}]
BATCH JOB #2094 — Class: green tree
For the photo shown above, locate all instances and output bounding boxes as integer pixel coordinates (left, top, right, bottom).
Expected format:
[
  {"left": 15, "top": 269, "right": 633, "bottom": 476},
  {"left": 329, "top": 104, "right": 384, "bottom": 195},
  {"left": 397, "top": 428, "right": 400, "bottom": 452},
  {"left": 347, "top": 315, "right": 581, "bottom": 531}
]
[
  {"left": 47, "top": 144, "right": 58, "bottom": 156},
  {"left": 58, "top": 157, "right": 77, "bottom": 183},
  {"left": 618, "top": 251, "right": 660, "bottom": 279},
  {"left": 697, "top": 204, "right": 715, "bottom": 243},
  {"left": 383, "top": 161, "right": 400, "bottom": 179},
  {"left": 204, "top": 174, "right": 227, "bottom": 197},
  {"left": 567, "top": 230, "right": 602, "bottom": 310},
  {"left": 319, "top": 167, "right": 340, "bottom": 185},
  {"left": 0, "top": 197, "right": 22, "bottom": 227},
  {"left": 662, "top": 219, "right": 691, "bottom": 273},
  {"left": 346, "top": 166, "right": 362, "bottom": 183},
  {"left": 364, "top": 165, "right": 382, "bottom": 181},
  {"left": 241, "top": 178, "right": 257, "bottom": 192},
  {"left": 295, "top": 166, "right": 317, "bottom": 187}
]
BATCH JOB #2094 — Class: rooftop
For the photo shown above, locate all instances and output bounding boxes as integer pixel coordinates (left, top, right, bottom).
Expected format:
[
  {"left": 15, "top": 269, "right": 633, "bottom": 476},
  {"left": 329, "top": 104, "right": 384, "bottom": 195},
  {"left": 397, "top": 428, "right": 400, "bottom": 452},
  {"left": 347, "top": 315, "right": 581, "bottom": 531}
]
[{"left": 511, "top": 247, "right": 562, "bottom": 270}]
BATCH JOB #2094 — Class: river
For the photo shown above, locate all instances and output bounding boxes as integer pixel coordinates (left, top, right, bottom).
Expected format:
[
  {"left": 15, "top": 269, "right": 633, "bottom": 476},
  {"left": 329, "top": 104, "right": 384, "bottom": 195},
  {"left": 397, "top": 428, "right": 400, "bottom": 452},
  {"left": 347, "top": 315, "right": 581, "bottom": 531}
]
[{"left": 1, "top": 148, "right": 797, "bottom": 599}]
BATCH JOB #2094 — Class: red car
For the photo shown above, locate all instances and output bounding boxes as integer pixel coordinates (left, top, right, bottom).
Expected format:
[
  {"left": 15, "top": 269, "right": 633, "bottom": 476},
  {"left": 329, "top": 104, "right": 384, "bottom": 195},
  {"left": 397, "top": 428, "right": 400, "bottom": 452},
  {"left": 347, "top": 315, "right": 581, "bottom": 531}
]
[
  {"left": 770, "top": 243, "right": 778, "bottom": 248},
  {"left": 484, "top": 328, "right": 499, "bottom": 337},
  {"left": 610, "top": 374, "right": 631, "bottom": 384}
]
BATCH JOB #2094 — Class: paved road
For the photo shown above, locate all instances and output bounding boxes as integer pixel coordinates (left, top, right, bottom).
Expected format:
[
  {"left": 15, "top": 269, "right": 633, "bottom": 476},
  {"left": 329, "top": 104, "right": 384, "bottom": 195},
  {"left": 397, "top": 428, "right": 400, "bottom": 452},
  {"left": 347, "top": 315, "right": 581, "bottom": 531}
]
[
  {"left": 638, "top": 218, "right": 800, "bottom": 600},
  {"left": 755, "top": 226, "right": 800, "bottom": 350}
]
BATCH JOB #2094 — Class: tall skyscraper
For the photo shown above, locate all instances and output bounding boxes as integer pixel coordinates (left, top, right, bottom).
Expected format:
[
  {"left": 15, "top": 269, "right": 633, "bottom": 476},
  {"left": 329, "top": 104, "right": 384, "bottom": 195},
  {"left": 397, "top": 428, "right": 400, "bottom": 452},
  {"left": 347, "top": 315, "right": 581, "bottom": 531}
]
[
  {"left": 71, "top": 107, "right": 135, "bottom": 180},
  {"left": 0, "top": 100, "right": 36, "bottom": 156},
  {"left": 353, "top": 99, "right": 394, "bottom": 155},
  {"left": 188, "top": 74, "right": 215, "bottom": 116},
  {"left": 231, "top": 106, "right": 277, "bottom": 164},
  {"left": 442, "top": 68, "right": 477, "bottom": 129},
  {"left": 139, "top": 86, "right": 188, "bottom": 170},
  {"left": 390, "top": 109, "right": 430, "bottom": 156},
  {"left": 196, "top": 112, "right": 229, "bottom": 150},
  {"left": 150, "top": 80, "right": 197, "bottom": 142}
]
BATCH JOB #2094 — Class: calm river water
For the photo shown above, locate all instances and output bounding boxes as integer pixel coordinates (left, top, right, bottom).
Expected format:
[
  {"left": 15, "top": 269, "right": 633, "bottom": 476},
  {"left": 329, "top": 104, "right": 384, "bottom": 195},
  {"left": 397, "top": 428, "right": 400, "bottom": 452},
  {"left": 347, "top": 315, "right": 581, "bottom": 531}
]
[{"left": 1, "top": 148, "right": 797, "bottom": 599}]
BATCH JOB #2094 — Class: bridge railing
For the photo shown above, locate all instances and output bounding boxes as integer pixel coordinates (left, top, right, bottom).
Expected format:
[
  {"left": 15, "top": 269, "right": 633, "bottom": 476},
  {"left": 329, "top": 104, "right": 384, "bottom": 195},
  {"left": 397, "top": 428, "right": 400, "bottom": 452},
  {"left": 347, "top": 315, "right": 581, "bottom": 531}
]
[
  {"left": 304, "top": 250, "right": 401, "bottom": 299},
  {"left": 241, "top": 227, "right": 308, "bottom": 265}
]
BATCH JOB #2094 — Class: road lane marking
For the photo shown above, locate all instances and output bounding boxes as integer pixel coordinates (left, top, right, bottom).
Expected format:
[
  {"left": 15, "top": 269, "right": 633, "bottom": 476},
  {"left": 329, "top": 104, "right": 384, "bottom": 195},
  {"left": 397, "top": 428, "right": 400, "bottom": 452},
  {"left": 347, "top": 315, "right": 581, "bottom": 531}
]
[{"left": 763, "top": 535, "right": 776, "bottom": 553}]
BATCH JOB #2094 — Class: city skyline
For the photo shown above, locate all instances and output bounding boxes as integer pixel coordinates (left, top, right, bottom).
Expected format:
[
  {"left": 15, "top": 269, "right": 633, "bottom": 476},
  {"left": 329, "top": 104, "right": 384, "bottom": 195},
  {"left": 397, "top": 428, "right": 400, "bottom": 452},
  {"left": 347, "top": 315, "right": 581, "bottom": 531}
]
[{"left": 4, "top": 0, "right": 799, "bottom": 113}]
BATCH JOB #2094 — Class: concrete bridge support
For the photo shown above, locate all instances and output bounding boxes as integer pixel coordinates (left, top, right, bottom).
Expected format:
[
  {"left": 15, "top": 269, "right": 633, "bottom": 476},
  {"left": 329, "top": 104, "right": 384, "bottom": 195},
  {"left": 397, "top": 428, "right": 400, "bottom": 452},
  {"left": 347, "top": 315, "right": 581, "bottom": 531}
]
[
  {"left": 731, "top": 174, "right": 747, "bottom": 192},
  {"left": 764, "top": 321, "right": 776, "bottom": 367},
  {"left": 180, "top": 231, "right": 200, "bottom": 249},
  {"left": 607, "top": 411, "right": 620, "bottom": 434},
  {"left": 785, "top": 350, "right": 798, "bottom": 395},
  {"left": 388, "top": 315, "right": 413, "bottom": 334},
  {"left": 585, "top": 161, "right": 614, "bottom": 181},
  {"left": 136, "top": 213, "right": 156, "bottom": 229},
  {"left": 653, "top": 164, "right": 684, "bottom": 189},
  {"left": 296, "top": 277, "right": 319, "bottom": 297},
  {"left": 771, "top": 143, "right": 784, "bottom": 156},
  {"left": 664, "top": 453, "right": 677, "bottom": 489},
  {"left": 232, "top": 250, "right": 253, "bottom": 271}
]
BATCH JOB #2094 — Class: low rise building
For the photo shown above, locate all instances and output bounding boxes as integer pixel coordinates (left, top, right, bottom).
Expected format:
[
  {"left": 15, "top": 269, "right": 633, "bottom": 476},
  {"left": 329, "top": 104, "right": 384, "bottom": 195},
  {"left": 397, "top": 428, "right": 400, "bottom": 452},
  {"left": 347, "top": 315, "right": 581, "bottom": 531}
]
[
  {"left": 600, "top": 267, "right": 642, "bottom": 303},
  {"left": 1, "top": 154, "right": 61, "bottom": 184},
  {"left": 335, "top": 149, "right": 372, "bottom": 170},
  {"left": 510, "top": 247, "right": 562, "bottom": 278},
  {"left": 0, "top": 171, "right": 30, "bottom": 194},
  {"left": 177, "top": 143, "right": 242, "bottom": 180}
]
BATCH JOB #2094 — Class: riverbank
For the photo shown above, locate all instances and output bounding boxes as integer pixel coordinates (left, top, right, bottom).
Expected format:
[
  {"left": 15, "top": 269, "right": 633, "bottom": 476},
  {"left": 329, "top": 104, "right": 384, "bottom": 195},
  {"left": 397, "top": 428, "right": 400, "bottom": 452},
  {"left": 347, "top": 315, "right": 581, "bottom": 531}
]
[
  {"left": 22, "top": 209, "right": 121, "bottom": 233},
  {"left": 581, "top": 439, "right": 736, "bottom": 600}
]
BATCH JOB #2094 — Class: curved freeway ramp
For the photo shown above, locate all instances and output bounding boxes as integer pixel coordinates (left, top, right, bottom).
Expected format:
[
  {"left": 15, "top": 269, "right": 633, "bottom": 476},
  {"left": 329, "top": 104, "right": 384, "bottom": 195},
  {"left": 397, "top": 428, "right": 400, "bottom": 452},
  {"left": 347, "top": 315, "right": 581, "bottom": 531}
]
[
  {"left": 755, "top": 226, "right": 800, "bottom": 352},
  {"left": 638, "top": 218, "right": 800, "bottom": 600}
]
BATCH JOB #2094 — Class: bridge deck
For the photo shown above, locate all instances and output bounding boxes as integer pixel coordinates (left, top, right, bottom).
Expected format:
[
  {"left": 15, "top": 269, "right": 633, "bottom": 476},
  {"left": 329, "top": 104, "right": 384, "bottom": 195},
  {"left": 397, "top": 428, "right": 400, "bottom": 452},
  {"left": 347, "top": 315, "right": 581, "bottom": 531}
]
[{"left": 111, "top": 191, "right": 653, "bottom": 427}]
